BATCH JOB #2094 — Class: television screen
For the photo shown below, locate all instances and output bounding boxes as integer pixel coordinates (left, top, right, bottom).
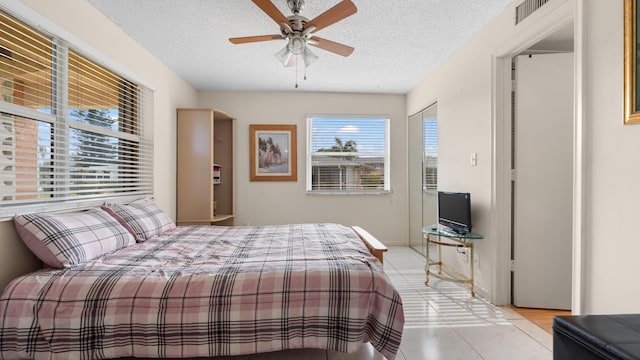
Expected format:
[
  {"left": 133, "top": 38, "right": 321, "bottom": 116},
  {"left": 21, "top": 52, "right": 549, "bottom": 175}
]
[{"left": 438, "top": 191, "right": 472, "bottom": 234}]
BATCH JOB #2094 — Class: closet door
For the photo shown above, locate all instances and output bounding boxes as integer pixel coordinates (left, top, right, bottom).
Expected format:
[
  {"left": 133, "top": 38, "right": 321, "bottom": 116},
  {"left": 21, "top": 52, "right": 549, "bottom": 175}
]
[
  {"left": 177, "top": 109, "right": 214, "bottom": 224},
  {"left": 408, "top": 103, "right": 438, "bottom": 255},
  {"left": 512, "top": 53, "right": 573, "bottom": 309}
]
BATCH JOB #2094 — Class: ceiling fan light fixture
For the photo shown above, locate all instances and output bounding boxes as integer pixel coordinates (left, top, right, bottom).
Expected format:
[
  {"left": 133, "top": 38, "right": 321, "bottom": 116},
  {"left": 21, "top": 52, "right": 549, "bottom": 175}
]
[
  {"left": 301, "top": 48, "right": 318, "bottom": 67},
  {"left": 275, "top": 45, "right": 293, "bottom": 66},
  {"left": 230, "top": 0, "right": 357, "bottom": 70},
  {"left": 287, "top": 36, "right": 306, "bottom": 55}
]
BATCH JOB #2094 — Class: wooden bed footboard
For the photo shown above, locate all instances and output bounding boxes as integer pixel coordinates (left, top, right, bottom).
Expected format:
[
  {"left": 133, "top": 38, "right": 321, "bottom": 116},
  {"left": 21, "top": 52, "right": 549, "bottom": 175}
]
[{"left": 352, "top": 226, "right": 387, "bottom": 264}]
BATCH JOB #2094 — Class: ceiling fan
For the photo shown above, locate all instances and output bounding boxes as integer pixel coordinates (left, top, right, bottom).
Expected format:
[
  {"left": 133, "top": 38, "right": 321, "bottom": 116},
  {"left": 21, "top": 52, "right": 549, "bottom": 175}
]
[{"left": 229, "top": 0, "right": 357, "bottom": 68}]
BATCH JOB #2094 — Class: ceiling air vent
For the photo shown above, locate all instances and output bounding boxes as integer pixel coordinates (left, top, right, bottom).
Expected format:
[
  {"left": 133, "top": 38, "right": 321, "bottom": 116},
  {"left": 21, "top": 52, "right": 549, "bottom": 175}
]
[{"left": 515, "top": 0, "right": 551, "bottom": 25}]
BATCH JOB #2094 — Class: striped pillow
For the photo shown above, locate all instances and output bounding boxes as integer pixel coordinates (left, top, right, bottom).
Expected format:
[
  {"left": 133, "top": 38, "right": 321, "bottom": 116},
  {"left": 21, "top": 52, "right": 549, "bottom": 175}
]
[
  {"left": 102, "top": 198, "right": 175, "bottom": 242},
  {"left": 13, "top": 208, "right": 136, "bottom": 268}
]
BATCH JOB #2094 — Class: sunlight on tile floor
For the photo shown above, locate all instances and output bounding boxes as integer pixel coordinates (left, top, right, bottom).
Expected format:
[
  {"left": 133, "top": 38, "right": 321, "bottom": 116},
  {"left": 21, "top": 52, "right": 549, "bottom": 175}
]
[{"left": 383, "top": 246, "right": 551, "bottom": 360}]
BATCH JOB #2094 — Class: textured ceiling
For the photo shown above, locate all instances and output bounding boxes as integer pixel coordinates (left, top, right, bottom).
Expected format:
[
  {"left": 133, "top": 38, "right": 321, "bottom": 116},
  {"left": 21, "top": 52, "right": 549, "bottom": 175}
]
[{"left": 87, "top": 0, "right": 514, "bottom": 94}]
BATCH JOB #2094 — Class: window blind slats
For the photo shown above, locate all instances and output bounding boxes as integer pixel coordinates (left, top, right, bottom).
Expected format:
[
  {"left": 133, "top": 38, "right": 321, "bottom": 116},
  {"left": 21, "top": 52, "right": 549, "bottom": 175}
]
[
  {"left": 307, "top": 116, "right": 389, "bottom": 193},
  {"left": 423, "top": 117, "right": 438, "bottom": 191},
  {"left": 0, "top": 10, "right": 153, "bottom": 216},
  {"left": 0, "top": 11, "right": 54, "bottom": 113},
  {"left": 68, "top": 51, "right": 140, "bottom": 135}
]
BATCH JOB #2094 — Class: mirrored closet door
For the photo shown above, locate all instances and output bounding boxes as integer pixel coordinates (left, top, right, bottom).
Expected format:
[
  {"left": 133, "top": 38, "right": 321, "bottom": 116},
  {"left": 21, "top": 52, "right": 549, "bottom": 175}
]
[{"left": 408, "top": 103, "right": 438, "bottom": 255}]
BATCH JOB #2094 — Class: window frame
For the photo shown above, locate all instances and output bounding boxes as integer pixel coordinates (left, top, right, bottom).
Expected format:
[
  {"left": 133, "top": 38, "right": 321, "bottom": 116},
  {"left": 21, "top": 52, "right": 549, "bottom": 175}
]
[
  {"left": 0, "top": 7, "right": 153, "bottom": 219},
  {"left": 306, "top": 114, "right": 391, "bottom": 195}
]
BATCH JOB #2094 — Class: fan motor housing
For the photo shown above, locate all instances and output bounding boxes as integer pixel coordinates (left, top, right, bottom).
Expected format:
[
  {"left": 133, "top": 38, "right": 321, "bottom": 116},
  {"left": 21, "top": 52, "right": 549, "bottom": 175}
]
[{"left": 285, "top": 15, "right": 308, "bottom": 32}]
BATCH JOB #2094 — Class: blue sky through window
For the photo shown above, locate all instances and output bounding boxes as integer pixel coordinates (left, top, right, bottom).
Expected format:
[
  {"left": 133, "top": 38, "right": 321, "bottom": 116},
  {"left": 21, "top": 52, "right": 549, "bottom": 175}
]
[{"left": 311, "top": 117, "right": 387, "bottom": 153}]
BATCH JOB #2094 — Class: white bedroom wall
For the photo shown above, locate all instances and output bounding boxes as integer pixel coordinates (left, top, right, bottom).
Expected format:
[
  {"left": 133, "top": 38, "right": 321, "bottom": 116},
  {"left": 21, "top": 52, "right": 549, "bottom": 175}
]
[
  {"left": 0, "top": 0, "right": 198, "bottom": 292},
  {"left": 198, "top": 91, "right": 408, "bottom": 246},
  {"left": 580, "top": 1, "right": 640, "bottom": 314}
]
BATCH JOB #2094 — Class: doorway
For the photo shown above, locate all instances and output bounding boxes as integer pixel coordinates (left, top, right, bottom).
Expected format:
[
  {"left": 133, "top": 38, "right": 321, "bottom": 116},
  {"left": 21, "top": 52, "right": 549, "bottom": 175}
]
[
  {"left": 408, "top": 103, "right": 438, "bottom": 255},
  {"left": 511, "top": 51, "right": 573, "bottom": 310},
  {"left": 492, "top": 8, "right": 582, "bottom": 311}
]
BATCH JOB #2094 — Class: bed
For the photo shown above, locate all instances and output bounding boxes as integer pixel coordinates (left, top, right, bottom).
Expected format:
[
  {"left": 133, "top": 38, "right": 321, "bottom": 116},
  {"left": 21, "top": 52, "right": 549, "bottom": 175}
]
[{"left": 0, "top": 199, "right": 404, "bottom": 360}]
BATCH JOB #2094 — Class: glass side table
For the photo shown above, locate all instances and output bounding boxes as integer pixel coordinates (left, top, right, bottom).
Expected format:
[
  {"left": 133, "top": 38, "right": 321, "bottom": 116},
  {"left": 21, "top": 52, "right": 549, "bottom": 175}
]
[{"left": 422, "top": 225, "right": 484, "bottom": 296}]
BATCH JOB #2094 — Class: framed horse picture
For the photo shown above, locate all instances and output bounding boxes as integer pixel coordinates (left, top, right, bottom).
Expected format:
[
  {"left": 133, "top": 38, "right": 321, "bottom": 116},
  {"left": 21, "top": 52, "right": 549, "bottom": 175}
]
[{"left": 249, "top": 124, "right": 297, "bottom": 181}]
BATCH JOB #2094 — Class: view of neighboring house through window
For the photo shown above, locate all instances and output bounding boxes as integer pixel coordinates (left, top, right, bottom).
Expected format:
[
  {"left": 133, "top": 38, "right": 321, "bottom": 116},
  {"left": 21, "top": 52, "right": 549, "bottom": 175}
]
[
  {"left": 0, "top": 10, "right": 153, "bottom": 217},
  {"left": 307, "top": 115, "right": 390, "bottom": 194}
]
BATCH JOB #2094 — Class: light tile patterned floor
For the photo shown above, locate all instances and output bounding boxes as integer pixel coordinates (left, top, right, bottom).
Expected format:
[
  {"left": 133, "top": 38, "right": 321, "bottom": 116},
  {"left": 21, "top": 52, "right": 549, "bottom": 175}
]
[
  {"left": 214, "top": 246, "right": 552, "bottom": 360},
  {"left": 381, "top": 246, "right": 552, "bottom": 360}
]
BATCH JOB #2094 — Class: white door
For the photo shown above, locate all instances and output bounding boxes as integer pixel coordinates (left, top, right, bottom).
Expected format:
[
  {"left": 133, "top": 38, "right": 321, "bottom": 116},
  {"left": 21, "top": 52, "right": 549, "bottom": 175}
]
[{"left": 513, "top": 53, "right": 573, "bottom": 310}]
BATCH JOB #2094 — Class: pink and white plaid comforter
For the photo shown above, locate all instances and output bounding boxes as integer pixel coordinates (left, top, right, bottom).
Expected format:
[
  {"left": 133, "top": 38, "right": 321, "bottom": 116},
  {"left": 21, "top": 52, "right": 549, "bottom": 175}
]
[{"left": 0, "top": 223, "right": 404, "bottom": 360}]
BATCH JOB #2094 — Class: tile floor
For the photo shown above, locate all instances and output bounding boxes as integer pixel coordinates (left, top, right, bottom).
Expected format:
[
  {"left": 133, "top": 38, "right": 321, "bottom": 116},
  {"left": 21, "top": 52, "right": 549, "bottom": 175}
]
[
  {"left": 212, "top": 246, "right": 553, "bottom": 360},
  {"left": 383, "top": 246, "right": 552, "bottom": 360}
]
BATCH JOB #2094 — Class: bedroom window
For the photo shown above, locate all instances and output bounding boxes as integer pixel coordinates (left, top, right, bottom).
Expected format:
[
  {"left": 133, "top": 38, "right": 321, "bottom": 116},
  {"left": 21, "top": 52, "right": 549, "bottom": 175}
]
[
  {"left": 0, "top": 10, "right": 153, "bottom": 218},
  {"left": 423, "top": 117, "right": 438, "bottom": 192},
  {"left": 306, "top": 115, "right": 390, "bottom": 194}
]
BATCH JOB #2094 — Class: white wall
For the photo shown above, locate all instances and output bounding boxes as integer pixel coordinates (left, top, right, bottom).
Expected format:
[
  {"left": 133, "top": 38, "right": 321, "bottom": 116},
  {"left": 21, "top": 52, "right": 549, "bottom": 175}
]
[
  {"left": 581, "top": 1, "right": 640, "bottom": 314},
  {"left": 0, "top": 0, "right": 198, "bottom": 291},
  {"left": 198, "top": 91, "right": 408, "bottom": 245}
]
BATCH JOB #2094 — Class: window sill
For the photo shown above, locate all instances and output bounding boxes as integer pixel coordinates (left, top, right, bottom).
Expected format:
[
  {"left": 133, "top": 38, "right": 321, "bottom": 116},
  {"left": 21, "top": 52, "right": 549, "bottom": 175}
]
[{"left": 0, "top": 194, "right": 145, "bottom": 221}]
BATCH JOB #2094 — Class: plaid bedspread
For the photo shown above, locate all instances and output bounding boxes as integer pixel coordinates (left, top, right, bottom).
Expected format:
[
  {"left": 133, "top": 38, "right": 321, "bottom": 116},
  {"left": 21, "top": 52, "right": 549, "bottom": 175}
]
[{"left": 0, "top": 223, "right": 404, "bottom": 360}]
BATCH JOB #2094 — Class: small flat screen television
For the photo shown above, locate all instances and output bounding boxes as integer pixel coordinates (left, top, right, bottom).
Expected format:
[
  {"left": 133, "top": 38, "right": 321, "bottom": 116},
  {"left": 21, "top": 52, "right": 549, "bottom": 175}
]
[{"left": 438, "top": 191, "right": 472, "bottom": 234}]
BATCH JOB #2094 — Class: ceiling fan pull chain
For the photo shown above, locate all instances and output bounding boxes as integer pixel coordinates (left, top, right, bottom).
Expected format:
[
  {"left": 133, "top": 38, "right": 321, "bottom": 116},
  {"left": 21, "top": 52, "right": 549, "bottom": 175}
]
[{"left": 295, "top": 56, "right": 299, "bottom": 88}]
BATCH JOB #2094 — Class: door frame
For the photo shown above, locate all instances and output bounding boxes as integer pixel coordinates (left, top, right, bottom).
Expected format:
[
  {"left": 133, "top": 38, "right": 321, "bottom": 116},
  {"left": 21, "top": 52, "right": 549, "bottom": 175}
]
[{"left": 490, "top": 0, "right": 585, "bottom": 313}]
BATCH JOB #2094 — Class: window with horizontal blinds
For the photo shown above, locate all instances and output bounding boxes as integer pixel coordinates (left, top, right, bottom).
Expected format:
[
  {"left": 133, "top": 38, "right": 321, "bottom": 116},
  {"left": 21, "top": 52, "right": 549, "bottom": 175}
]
[
  {"left": 307, "top": 116, "right": 390, "bottom": 194},
  {"left": 0, "top": 9, "right": 153, "bottom": 217},
  {"left": 423, "top": 117, "right": 438, "bottom": 191},
  {"left": 0, "top": 11, "right": 53, "bottom": 112}
]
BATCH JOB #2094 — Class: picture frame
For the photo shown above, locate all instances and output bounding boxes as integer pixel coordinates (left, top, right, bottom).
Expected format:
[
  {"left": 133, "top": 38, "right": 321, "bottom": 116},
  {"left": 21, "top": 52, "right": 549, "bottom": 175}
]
[
  {"left": 250, "top": 124, "right": 297, "bottom": 181},
  {"left": 624, "top": 0, "right": 640, "bottom": 124}
]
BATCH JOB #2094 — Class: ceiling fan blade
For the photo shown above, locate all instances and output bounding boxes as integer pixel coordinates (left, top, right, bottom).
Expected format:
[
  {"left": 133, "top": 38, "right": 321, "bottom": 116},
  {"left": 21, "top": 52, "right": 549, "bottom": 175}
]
[
  {"left": 229, "top": 34, "right": 283, "bottom": 44},
  {"left": 305, "top": 0, "right": 357, "bottom": 33},
  {"left": 252, "top": 0, "right": 289, "bottom": 26},
  {"left": 308, "top": 36, "right": 354, "bottom": 57}
]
